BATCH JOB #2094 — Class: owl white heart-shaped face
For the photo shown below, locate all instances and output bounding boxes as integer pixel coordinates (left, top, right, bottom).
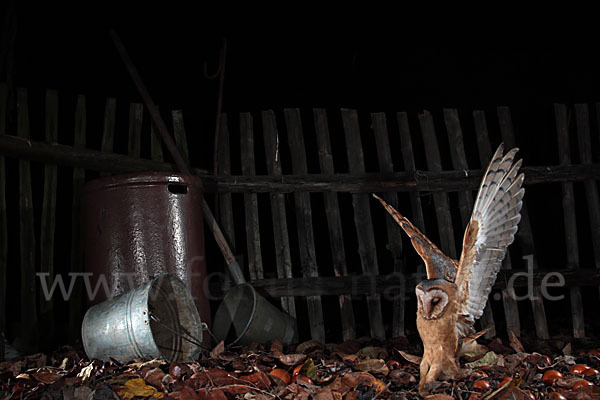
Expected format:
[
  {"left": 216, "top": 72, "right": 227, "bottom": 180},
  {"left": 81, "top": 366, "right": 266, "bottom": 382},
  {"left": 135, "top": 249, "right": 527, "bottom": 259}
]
[{"left": 415, "top": 287, "right": 449, "bottom": 320}]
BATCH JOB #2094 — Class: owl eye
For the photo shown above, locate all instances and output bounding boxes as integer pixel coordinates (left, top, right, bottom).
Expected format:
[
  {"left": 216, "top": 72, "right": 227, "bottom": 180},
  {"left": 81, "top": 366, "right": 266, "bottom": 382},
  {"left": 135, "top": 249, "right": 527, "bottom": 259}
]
[{"left": 431, "top": 298, "right": 440, "bottom": 306}]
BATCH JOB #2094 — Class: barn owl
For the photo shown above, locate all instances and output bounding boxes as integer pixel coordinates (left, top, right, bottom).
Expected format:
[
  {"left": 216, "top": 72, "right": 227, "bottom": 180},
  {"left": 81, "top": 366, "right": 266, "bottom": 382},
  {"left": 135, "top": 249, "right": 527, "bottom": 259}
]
[{"left": 373, "top": 144, "right": 524, "bottom": 392}]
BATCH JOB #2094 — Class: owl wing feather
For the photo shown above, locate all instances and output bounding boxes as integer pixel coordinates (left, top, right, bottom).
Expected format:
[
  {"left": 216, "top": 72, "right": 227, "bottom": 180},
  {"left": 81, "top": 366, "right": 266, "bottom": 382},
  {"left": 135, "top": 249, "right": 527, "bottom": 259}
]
[
  {"left": 373, "top": 194, "right": 458, "bottom": 281},
  {"left": 454, "top": 144, "right": 524, "bottom": 337}
]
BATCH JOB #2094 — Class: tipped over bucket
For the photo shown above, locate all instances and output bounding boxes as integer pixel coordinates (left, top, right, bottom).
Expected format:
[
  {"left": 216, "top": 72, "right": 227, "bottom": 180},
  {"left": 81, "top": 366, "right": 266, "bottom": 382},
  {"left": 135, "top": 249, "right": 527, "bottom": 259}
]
[
  {"left": 212, "top": 283, "right": 296, "bottom": 346},
  {"left": 81, "top": 273, "right": 203, "bottom": 362}
]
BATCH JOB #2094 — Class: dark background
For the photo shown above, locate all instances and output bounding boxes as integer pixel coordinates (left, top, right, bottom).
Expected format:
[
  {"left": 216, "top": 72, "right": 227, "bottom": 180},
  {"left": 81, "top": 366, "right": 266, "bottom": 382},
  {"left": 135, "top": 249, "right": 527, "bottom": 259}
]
[{"left": 2, "top": 2, "right": 600, "bottom": 345}]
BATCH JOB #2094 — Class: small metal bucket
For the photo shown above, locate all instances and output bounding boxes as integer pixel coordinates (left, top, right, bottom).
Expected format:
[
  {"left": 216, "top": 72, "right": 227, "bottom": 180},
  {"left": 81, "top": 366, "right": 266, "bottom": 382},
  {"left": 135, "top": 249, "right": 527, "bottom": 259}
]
[
  {"left": 212, "top": 283, "right": 296, "bottom": 346},
  {"left": 81, "top": 274, "right": 202, "bottom": 362}
]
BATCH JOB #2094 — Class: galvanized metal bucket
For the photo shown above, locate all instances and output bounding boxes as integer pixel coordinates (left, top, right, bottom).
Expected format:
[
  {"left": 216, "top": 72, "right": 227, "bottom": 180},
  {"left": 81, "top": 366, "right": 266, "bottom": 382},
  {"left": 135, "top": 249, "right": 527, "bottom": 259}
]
[
  {"left": 212, "top": 283, "right": 296, "bottom": 346},
  {"left": 81, "top": 273, "right": 203, "bottom": 362}
]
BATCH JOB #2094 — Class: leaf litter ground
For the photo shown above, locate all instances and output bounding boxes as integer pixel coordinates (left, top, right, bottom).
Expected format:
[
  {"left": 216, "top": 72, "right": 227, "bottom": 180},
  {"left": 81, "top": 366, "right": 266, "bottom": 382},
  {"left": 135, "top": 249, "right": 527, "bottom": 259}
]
[{"left": 1, "top": 333, "right": 600, "bottom": 399}]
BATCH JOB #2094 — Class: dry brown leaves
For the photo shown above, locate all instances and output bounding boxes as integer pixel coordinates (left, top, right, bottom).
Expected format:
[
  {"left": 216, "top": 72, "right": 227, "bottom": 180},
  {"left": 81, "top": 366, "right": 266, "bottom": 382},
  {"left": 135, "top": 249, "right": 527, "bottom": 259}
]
[{"left": 0, "top": 337, "right": 599, "bottom": 399}]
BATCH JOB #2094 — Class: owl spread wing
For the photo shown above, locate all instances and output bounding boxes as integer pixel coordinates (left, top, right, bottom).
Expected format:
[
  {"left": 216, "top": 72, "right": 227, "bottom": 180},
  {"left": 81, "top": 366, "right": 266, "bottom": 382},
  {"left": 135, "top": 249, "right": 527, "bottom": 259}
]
[
  {"left": 372, "top": 194, "right": 458, "bottom": 281},
  {"left": 454, "top": 144, "right": 524, "bottom": 337}
]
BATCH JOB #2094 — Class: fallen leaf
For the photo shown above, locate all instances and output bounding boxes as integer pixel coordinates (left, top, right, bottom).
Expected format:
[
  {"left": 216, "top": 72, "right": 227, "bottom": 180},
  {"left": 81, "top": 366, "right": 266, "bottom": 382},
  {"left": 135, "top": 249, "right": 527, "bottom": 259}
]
[
  {"left": 31, "top": 371, "right": 62, "bottom": 384},
  {"left": 314, "top": 388, "right": 341, "bottom": 400},
  {"left": 77, "top": 363, "right": 94, "bottom": 382},
  {"left": 278, "top": 353, "right": 307, "bottom": 366},
  {"left": 562, "top": 342, "right": 572, "bottom": 356},
  {"left": 465, "top": 351, "right": 500, "bottom": 369},
  {"left": 210, "top": 341, "right": 225, "bottom": 359},
  {"left": 171, "top": 386, "right": 200, "bottom": 400},
  {"left": 221, "top": 384, "right": 255, "bottom": 396},
  {"left": 355, "top": 359, "right": 389, "bottom": 375},
  {"left": 115, "top": 377, "right": 165, "bottom": 399},
  {"left": 389, "top": 369, "right": 416, "bottom": 385},
  {"left": 144, "top": 367, "right": 166, "bottom": 388},
  {"left": 424, "top": 395, "right": 454, "bottom": 400},
  {"left": 294, "top": 358, "right": 317, "bottom": 382},
  {"left": 129, "top": 358, "right": 166, "bottom": 369},
  {"left": 509, "top": 331, "right": 525, "bottom": 353},
  {"left": 341, "top": 371, "right": 386, "bottom": 393},
  {"left": 398, "top": 350, "right": 422, "bottom": 365},
  {"left": 490, "top": 387, "right": 532, "bottom": 400},
  {"left": 196, "top": 388, "right": 228, "bottom": 400},
  {"left": 296, "top": 340, "right": 323, "bottom": 354},
  {"left": 240, "top": 371, "right": 271, "bottom": 389},
  {"left": 355, "top": 346, "right": 388, "bottom": 360}
]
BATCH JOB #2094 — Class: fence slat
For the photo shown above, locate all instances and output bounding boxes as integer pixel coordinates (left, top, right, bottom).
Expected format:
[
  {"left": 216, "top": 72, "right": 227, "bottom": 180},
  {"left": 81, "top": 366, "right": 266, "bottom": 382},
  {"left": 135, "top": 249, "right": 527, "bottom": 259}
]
[
  {"left": 314, "top": 108, "right": 356, "bottom": 341},
  {"left": 127, "top": 103, "right": 143, "bottom": 158},
  {"left": 69, "top": 95, "right": 87, "bottom": 342},
  {"left": 17, "top": 88, "right": 38, "bottom": 351},
  {"left": 418, "top": 111, "right": 456, "bottom": 258},
  {"left": 216, "top": 114, "right": 236, "bottom": 260},
  {"left": 0, "top": 83, "right": 7, "bottom": 334},
  {"left": 240, "top": 113, "right": 264, "bottom": 280},
  {"left": 496, "top": 107, "right": 549, "bottom": 339},
  {"left": 575, "top": 104, "right": 600, "bottom": 273},
  {"left": 150, "top": 107, "right": 164, "bottom": 162},
  {"left": 39, "top": 89, "right": 58, "bottom": 340},
  {"left": 341, "top": 108, "right": 385, "bottom": 339},
  {"left": 445, "top": 109, "right": 495, "bottom": 339},
  {"left": 397, "top": 112, "right": 426, "bottom": 232},
  {"left": 100, "top": 98, "right": 116, "bottom": 176},
  {"left": 285, "top": 108, "right": 326, "bottom": 342},
  {"left": 555, "top": 103, "right": 585, "bottom": 338},
  {"left": 262, "top": 110, "right": 297, "bottom": 322},
  {"left": 172, "top": 110, "right": 190, "bottom": 164},
  {"left": 372, "top": 112, "right": 405, "bottom": 338}
]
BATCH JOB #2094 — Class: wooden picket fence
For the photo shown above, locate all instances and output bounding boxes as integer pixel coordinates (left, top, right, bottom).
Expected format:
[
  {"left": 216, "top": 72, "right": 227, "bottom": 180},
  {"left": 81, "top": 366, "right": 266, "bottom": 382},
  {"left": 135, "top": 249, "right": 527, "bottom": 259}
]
[{"left": 1, "top": 82, "right": 600, "bottom": 351}]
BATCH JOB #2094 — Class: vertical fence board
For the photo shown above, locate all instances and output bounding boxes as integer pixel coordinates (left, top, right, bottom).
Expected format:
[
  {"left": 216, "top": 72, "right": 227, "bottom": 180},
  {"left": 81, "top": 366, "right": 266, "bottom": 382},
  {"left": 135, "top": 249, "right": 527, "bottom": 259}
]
[
  {"left": 100, "top": 98, "right": 116, "bottom": 176},
  {"left": 313, "top": 108, "right": 356, "bottom": 341},
  {"left": 39, "top": 89, "right": 58, "bottom": 338},
  {"left": 444, "top": 109, "right": 495, "bottom": 338},
  {"left": 341, "top": 108, "right": 385, "bottom": 339},
  {"left": 285, "top": 108, "right": 326, "bottom": 342},
  {"left": 396, "top": 112, "right": 426, "bottom": 232},
  {"left": 372, "top": 112, "right": 406, "bottom": 337},
  {"left": 127, "top": 103, "right": 143, "bottom": 158},
  {"left": 496, "top": 107, "right": 549, "bottom": 339},
  {"left": 69, "top": 95, "right": 87, "bottom": 342},
  {"left": 217, "top": 114, "right": 236, "bottom": 261},
  {"left": 172, "top": 110, "right": 190, "bottom": 164},
  {"left": 240, "top": 113, "right": 264, "bottom": 281},
  {"left": 17, "top": 88, "right": 37, "bottom": 351},
  {"left": 443, "top": 109, "right": 473, "bottom": 216},
  {"left": 418, "top": 111, "right": 456, "bottom": 258},
  {"left": 555, "top": 103, "right": 585, "bottom": 338},
  {"left": 150, "top": 107, "right": 164, "bottom": 162},
  {"left": 574, "top": 104, "right": 600, "bottom": 272},
  {"left": 0, "top": 83, "right": 7, "bottom": 333},
  {"left": 262, "top": 110, "right": 297, "bottom": 320}
]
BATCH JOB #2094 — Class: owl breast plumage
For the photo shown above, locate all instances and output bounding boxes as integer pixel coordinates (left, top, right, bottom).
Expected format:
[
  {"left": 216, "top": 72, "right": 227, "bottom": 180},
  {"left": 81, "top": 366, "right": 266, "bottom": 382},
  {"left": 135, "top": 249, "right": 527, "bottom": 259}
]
[{"left": 374, "top": 143, "right": 524, "bottom": 392}]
